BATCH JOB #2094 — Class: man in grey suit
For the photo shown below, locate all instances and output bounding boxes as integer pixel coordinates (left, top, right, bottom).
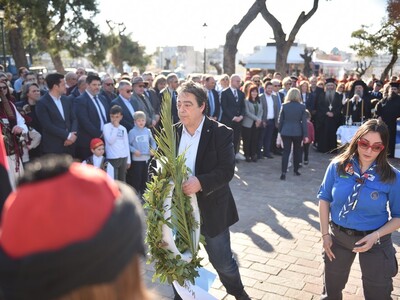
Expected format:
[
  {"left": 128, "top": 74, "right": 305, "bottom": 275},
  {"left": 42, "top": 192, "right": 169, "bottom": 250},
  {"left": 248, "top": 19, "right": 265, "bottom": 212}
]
[
  {"left": 258, "top": 82, "right": 279, "bottom": 159},
  {"left": 131, "top": 76, "right": 156, "bottom": 128},
  {"left": 110, "top": 80, "right": 144, "bottom": 132}
]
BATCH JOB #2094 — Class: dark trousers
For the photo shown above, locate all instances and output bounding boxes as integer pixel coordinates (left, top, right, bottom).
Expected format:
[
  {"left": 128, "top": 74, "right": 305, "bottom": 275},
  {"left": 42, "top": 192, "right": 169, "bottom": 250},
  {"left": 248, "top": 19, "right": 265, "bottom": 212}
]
[
  {"left": 258, "top": 119, "right": 275, "bottom": 157},
  {"left": 230, "top": 121, "right": 242, "bottom": 154},
  {"left": 303, "top": 143, "right": 310, "bottom": 162},
  {"left": 173, "top": 228, "right": 245, "bottom": 299},
  {"left": 322, "top": 225, "right": 398, "bottom": 300},
  {"left": 242, "top": 123, "right": 259, "bottom": 159},
  {"left": 281, "top": 135, "right": 302, "bottom": 173},
  {"left": 128, "top": 160, "right": 148, "bottom": 195},
  {"left": 108, "top": 157, "right": 127, "bottom": 182}
]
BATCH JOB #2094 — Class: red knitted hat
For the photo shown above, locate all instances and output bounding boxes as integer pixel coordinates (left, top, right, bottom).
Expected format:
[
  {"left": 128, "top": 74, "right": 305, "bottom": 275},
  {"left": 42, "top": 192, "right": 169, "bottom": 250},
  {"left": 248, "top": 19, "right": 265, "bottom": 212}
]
[
  {"left": 90, "top": 138, "right": 104, "bottom": 150},
  {"left": 0, "top": 162, "right": 120, "bottom": 258}
]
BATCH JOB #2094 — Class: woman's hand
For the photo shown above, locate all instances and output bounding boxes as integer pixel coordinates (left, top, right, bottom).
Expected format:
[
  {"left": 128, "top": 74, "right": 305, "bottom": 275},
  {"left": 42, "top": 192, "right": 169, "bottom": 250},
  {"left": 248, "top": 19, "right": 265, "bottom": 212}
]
[
  {"left": 352, "top": 232, "right": 379, "bottom": 253},
  {"left": 322, "top": 235, "right": 335, "bottom": 261}
]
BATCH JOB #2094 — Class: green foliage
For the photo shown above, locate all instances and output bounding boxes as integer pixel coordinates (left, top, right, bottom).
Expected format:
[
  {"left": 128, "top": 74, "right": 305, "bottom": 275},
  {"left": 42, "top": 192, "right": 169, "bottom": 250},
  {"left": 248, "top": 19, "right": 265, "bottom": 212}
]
[
  {"left": 144, "top": 92, "right": 203, "bottom": 286},
  {"left": 350, "top": 11, "right": 400, "bottom": 58},
  {"left": 110, "top": 33, "right": 151, "bottom": 73}
]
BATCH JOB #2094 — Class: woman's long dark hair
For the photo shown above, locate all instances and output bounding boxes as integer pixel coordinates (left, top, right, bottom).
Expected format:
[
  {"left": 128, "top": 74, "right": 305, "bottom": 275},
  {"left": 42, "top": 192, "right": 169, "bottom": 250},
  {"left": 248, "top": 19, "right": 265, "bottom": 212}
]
[{"left": 334, "top": 119, "right": 396, "bottom": 183}]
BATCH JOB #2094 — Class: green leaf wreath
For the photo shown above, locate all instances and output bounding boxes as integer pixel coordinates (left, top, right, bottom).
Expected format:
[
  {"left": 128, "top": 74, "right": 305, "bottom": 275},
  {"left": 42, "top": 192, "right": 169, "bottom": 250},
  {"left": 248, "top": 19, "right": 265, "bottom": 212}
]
[{"left": 144, "top": 92, "right": 203, "bottom": 285}]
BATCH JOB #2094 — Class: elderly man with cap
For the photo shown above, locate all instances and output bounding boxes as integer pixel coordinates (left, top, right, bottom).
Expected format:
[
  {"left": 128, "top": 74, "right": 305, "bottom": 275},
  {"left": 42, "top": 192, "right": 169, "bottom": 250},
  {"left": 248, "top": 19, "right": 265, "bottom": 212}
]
[
  {"left": 131, "top": 76, "right": 156, "bottom": 129},
  {"left": 0, "top": 154, "right": 149, "bottom": 300},
  {"left": 343, "top": 80, "right": 372, "bottom": 124},
  {"left": 375, "top": 82, "right": 400, "bottom": 158},
  {"left": 315, "top": 78, "right": 343, "bottom": 153}
]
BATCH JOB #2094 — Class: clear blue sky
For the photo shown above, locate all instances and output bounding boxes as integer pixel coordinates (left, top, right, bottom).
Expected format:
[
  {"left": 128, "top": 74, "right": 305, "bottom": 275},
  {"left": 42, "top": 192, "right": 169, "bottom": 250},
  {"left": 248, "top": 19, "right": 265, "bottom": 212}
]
[{"left": 95, "top": 0, "right": 387, "bottom": 55}]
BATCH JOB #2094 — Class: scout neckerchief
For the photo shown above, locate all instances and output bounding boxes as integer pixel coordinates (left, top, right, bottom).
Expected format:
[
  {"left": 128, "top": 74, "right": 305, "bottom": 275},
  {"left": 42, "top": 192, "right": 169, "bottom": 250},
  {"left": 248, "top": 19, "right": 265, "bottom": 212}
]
[{"left": 338, "top": 157, "right": 376, "bottom": 220}]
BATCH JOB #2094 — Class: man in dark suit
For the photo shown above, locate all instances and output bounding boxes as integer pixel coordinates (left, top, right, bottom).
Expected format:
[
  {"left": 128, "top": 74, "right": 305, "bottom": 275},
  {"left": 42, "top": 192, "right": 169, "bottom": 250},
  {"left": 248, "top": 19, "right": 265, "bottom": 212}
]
[
  {"left": 159, "top": 73, "right": 179, "bottom": 124},
  {"left": 99, "top": 76, "right": 117, "bottom": 105},
  {"left": 259, "top": 81, "right": 279, "bottom": 158},
  {"left": 173, "top": 81, "right": 250, "bottom": 300},
  {"left": 36, "top": 73, "right": 78, "bottom": 156},
  {"left": 110, "top": 80, "right": 144, "bottom": 132},
  {"left": 74, "top": 75, "right": 110, "bottom": 161},
  {"left": 203, "top": 75, "right": 220, "bottom": 121},
  {"left": 220, "top": 74, "right": 245, "bottom": 158},
  {"left": 68, "top": 75, "right": 87, "bottom": 100},
  {"left": 142, "top": 72, "right": 161, "bottom": 128}
]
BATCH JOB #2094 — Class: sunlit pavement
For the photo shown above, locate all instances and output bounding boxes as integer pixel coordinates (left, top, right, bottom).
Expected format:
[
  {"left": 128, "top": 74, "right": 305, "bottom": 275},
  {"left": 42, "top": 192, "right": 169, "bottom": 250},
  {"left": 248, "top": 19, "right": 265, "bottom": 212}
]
[{"left": 143, "top": 150, "right": 400, "bottom": 299}]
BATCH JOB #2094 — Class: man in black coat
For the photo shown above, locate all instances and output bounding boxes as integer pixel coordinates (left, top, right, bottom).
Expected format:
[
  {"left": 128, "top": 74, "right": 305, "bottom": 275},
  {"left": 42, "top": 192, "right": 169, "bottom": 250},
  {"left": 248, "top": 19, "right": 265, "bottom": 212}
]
[
  {"left": 74, "top": 75, "right": 110, "bottom": 161},
  {"left": 173, "top": 81, "right": 250, "bottom": 300},
  {"left": 36, "top": 73, "right": 78, "bottom": 156},
  {"left": 220, "top": 74, "right": 245, "bottom": 156}
]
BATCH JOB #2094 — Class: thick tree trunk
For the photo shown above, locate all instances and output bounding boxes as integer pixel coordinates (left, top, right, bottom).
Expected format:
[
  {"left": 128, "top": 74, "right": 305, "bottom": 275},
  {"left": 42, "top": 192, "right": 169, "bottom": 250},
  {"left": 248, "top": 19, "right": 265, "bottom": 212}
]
[
  {"left": 50, "top": 52, "right": 65, "bottom": 73},
  {"left": 381, "top": 43, "right": 398, "bottom": 81},
  {"left": 223, "top": 0, "right": 261, "bottom": 75},
  {"left": 8, "top": 27, "right": 28, "bottom": 69},
  {"left": 260, "top": 0, "right": 319, "bottom": 75}
]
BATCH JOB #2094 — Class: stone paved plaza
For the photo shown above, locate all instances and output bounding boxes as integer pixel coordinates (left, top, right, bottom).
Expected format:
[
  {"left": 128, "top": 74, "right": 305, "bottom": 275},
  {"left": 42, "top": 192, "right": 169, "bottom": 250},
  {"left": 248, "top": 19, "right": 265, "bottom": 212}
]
[{"left": 143, "top": 149, "right": 400, "bottom": 300}]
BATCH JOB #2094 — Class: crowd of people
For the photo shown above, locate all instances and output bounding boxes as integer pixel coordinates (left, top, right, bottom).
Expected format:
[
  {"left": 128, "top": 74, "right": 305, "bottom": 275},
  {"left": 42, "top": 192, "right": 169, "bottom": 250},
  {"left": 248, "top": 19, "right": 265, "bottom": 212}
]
[
  {"left": 1, "top": 65, "right": 400, "bottom": 299},
  {"left": 1, "top": 66, "right": 400, "bottom": 187}
]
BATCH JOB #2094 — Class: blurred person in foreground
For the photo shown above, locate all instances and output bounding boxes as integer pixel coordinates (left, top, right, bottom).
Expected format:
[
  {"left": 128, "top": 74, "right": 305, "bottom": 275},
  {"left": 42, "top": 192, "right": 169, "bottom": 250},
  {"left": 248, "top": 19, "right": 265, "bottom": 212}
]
[
  {"left": 0, "top": 154, "right": 149, "bottom": 300},
  {"left": 318, "top": 119, "right": 400, "bottom": 299}
]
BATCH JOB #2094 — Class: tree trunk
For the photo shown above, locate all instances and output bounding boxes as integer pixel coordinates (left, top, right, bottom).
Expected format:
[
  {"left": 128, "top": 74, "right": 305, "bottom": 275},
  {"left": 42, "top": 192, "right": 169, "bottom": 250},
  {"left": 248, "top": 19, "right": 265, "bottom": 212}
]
[
  {"left": 210, "top": 61, "right": 222, "bottom": 75},
  {"left": 381, "top": 43, "right": 398, "bottom": 81},
  {"left": 260, "top": 0, "right": 320, "bottom": 75},
  {"left": 50, "top": 52, "right": 65, "bottom": 73},
  {"left": 8, "top": 27, "right": 28, "bottom": 69},
  {"left": 223, "top": 0, "right": 262, "bottom": 75}
]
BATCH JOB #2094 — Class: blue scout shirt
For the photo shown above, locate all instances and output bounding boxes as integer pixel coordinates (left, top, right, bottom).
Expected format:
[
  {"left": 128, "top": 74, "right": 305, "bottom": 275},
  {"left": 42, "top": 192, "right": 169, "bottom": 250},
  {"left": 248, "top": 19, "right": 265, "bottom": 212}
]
[{"left": 318, "top": 158, "right": 400, "bottom": 231}]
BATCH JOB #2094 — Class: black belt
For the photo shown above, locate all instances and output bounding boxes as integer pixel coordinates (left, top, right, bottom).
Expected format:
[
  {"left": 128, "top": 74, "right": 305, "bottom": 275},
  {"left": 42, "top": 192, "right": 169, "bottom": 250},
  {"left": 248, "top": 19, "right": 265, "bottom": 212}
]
[{"left": 330, "top": 221, "right": 376, "bottom": 236}]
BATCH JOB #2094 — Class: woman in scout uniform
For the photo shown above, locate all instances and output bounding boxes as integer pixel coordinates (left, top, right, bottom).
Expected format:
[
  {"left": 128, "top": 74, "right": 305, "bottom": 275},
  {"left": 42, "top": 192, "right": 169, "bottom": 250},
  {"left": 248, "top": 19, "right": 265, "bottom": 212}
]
[{"left": 318, "top": 119, "right": 400, "bottom": 299}]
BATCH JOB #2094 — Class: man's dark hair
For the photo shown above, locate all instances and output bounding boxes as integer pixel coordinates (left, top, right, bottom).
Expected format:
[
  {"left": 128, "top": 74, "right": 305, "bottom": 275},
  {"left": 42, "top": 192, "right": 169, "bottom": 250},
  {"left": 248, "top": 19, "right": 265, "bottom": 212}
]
[
  {"left": 265, "top": 81, "right": 273, "bottom": 88},
  {"left": 18, "top": 154, "right": 73, "bottom": 187},
  {"left": 110, "top": 105, "right": 123, "bottom": 115},
  {"left": 177, "top": 80, "right": 207, "bottom": 115},
  {"left": 86, "top": 74, "right": 101, "bottom": 85},
  {"left": 46, "top": 73, "right": 65, "bottom": 90},
  {"left": 18, "top": 67, "right": 27, "bottom": 76}
]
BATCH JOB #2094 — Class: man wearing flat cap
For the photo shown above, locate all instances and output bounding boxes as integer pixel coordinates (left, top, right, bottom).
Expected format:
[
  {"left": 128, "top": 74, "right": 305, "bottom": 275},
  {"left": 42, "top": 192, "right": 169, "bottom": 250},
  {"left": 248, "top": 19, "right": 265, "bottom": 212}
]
[
  {"left": 375, "top": 82, "right": 400, "bottom": 157},
  {"left": 131, "top": 76, "right": 156, "bottom": 129}
]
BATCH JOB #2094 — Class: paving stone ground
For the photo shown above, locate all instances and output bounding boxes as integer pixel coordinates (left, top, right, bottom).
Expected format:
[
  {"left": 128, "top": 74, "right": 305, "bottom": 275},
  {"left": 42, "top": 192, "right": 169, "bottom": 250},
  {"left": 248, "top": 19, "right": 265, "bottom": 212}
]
[{"left": 142, "top": 149, "right": 400, "bottom": 299}]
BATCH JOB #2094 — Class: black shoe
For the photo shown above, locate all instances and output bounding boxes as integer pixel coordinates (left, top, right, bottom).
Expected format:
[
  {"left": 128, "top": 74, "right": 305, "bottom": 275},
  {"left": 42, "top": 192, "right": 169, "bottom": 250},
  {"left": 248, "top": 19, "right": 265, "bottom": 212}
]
[
  {"left": 294, "top": 171, "right": 301, "bottom": 176},
  {"left": 252, "top": 156, "right": 258, "bottom": 162},
  {"left": 245, "top": 157, "right": 251, "bottom": 162},
  {"left": 264, "top": 154, "right": 274, "bottom": 159},
  {"left": 235, "top": 290, "right": 251, "bottom": 300},
  {"left": 304, "top": 160, "right": 309, "bottom": 165},
  {"left": 280, "top": 173, "right": 286, "bottom": 180}
]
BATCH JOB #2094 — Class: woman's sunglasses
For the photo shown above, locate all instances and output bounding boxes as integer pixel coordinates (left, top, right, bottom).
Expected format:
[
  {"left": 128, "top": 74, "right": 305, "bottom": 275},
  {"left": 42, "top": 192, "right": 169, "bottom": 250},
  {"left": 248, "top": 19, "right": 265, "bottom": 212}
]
[{"left": 357, "top": 138, "right": 385, "bottom": 152}]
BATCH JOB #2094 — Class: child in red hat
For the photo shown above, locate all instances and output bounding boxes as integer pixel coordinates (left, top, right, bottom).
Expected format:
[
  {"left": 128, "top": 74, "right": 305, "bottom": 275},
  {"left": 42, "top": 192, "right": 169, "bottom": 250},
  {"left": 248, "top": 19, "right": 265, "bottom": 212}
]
[{"left": 82, "top": 137, "right": 114, "bottom": 179}]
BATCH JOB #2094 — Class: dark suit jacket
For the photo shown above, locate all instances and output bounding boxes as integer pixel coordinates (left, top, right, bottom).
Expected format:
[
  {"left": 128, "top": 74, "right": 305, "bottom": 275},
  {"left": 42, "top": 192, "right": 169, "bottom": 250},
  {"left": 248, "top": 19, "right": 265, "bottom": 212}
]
[
  {"left": 175, "top": 117, "right": 239, "bottom": 237},
  {"left": 301, "top": 92, "right": 315, "bottom": 114},
  {"left": 74, "top": 91, "right": 110, "bottom": 148},
  {"left": 278, "top": 101, "right": 308, "bottom": 138},
  {"left": 110, "top": 96, "right": 144, "bottom": 132},
  {"left": 146, "top": 88, "right": 161, "bottom": 115},
  {"left": 36, "top": 93, "right": 78, "bottom": 155},
  {"left": 220, "top": 87, "right": 245, "bottom": 127},
  {"left": 99, "top": 89, "right": 117, "bottom": 106},
  {"left": 206, "top": 89, "right": 221, "bottom": 120}
]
